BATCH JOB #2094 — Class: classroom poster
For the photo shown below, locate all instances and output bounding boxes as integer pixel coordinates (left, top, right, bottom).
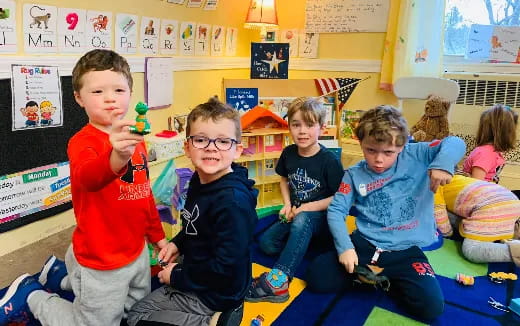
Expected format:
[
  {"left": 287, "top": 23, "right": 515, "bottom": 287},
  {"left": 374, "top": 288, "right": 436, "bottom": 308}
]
[
  {"left": 180, "top": 21, "right": 195, "bottom": 55},
  {"left": 281, "top": 29, "right": 299, "bottom": 57},
  {"left": 11, "top": 65, "right": 63, "bottom": 131},
  {"left": 187, "top": 0, "right": 203, "bottom": 8},
  {"left": 167, "top": 0, "right": 185, "bottom": 3},
  {"left": 0, "top": 162, "right": 71, "bottom": 222},
  {"left": 115, "top": 13, "right": 138, "bottom": 54},
  {"left": 466, "top": 24, "right": 494, "bottom": 60},
  {"left": 258, "top": 97, "right": 296, "bottom": 118},
  {"left": 86, "top": 10, "right": 112, "bottom": 50},
  {"left": 210, "top": 25, "right": 225, "bottom": 56},
  {"left": 226, "top": 88, "right": 258, "bottom": 115},
  {"left": 23, "top": 4, "right": 58, "bottom": 54},
  {"left": 225, "top": 27, "right": 238, "bottom": 56},
  {"left": 57, "top": 8, "right": 87, "bottom": 53},
  {"left": 140, "top": 16, "right": 160, "bottom": 55},
  {"left": 299, "top": 31, "right": 319, "bottom": 58},
  {"left": 204, "top": 0, "right": 220, "bottom": 10},
  {"left": 195, "top": 23, "right": 210, "bottom": 56},
  {"left": 250, "top": 42, "right": 289, "bottom": 79},
  {"left": 490, "top": 26, "right": 520, "bottom": 62},
  {"left": 159, "top": 19, "right": 178, "bottom": 55},
  {"left": 0, "top": 0, "right": 17, "bottom": 53}
]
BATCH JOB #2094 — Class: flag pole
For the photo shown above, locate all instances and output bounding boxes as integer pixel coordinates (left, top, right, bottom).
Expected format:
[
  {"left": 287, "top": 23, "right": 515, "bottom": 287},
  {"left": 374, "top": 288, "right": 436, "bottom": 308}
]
[{"left": 318, "top": 75, "right": 372, "bottom": 98}]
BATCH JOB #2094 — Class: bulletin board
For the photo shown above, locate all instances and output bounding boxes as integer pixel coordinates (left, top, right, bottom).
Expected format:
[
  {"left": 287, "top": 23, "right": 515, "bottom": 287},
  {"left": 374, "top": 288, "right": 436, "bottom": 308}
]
[
  {"left": 0, "top": 76, "right": 87, "bottom": 233},
  {"left": 223, "top": 79, "right": 320, "bottom": 98}
]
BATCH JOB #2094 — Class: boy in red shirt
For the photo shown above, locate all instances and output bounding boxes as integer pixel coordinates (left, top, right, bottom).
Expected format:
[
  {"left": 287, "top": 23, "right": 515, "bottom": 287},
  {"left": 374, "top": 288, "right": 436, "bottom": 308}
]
[{"left": 0, "top": 49, "right": 167, "bottom": 325}]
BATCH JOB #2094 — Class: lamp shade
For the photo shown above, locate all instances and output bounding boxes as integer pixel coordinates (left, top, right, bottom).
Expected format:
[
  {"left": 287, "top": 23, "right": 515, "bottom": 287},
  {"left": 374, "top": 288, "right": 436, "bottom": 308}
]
[{"left": 244, "top": 0, "right": 278, "bottom": 29}]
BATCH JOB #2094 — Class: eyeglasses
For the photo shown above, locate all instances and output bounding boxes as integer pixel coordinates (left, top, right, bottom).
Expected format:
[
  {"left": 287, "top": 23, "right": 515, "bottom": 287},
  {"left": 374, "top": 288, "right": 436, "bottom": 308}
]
[{"left": 187, "top": 135, "right": 239, "bottom": 151}]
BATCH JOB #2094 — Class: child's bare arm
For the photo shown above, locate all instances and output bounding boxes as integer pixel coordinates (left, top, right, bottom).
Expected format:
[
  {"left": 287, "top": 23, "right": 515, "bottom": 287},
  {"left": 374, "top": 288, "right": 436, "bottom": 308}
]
[
  {"left": 109, "top": 111, "right": 144, "bottom": 173},
  {"left": 292, "top": 196, "right": 333, "bottom": 216},
  {"left": 470, "top": 166, "right": 487, "bottom": 180},
  {"left": 338, "top": 248, "right": 358, "bottom": 273}
]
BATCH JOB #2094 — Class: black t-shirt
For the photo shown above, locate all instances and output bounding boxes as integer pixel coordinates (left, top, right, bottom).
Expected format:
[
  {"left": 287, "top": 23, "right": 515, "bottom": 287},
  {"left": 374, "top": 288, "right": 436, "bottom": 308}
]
[{"left": 275, "top": 144, "right": 344, "bottom": 207}]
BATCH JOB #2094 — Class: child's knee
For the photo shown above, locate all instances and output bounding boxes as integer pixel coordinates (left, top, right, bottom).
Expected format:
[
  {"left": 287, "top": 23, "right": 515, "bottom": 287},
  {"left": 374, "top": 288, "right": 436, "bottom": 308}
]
[{"left": 258, "top": 237, "right": 280, "bottom": 256}]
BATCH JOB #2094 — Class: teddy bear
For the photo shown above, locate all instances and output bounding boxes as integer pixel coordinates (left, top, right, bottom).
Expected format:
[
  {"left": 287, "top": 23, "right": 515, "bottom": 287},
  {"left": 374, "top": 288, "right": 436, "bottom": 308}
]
[{"left": 410, "top": 95, "right": 451, "bottom": 142}]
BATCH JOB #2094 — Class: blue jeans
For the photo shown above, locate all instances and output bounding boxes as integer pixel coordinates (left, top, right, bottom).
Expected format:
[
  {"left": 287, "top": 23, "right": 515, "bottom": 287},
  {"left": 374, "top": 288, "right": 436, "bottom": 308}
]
[{"left": 259, "top": 211, "right": 329, "bottom": 278}]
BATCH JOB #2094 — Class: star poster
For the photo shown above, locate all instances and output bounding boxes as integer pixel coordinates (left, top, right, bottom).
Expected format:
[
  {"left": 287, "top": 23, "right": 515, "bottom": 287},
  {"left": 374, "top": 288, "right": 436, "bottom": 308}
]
[{"left": 250, "top": 42, "right": 289, "bottom": 79}]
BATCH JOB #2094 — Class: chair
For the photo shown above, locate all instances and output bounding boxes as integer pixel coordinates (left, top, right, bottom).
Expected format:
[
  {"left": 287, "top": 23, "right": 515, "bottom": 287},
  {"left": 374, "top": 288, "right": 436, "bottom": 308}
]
[{"left": 393, "top": 77, "right": 460, "bottom": 110}]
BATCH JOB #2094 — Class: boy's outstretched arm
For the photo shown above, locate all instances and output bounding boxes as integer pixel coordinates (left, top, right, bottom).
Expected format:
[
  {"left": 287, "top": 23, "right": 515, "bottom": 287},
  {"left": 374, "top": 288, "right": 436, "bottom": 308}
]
[{"left": 328, "top": 172, "right": 356, "bottom": 253}]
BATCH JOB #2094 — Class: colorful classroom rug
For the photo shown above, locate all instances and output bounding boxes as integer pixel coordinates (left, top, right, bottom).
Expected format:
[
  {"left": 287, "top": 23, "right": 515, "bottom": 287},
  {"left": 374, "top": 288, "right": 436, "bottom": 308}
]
[{"left": 2, "top": 214, "right": 520, "bottom": 326}]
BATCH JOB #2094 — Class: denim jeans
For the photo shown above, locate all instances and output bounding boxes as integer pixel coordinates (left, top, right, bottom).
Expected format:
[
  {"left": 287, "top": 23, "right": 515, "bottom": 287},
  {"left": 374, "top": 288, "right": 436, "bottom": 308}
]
[{"left": 259, "top": 211, "right": 329, "bottom": 278}]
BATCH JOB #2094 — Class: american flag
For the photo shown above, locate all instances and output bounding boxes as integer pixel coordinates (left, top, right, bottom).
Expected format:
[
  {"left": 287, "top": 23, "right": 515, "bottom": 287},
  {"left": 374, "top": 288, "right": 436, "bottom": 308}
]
[{"left": 314, "top": 78, "right": 361, "bottom": 110}]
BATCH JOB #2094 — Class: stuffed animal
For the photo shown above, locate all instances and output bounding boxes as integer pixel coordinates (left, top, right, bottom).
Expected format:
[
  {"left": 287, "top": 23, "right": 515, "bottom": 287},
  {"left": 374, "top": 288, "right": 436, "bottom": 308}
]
[{"left": 410, "top": 95, "right": 451, "bottom": 142}]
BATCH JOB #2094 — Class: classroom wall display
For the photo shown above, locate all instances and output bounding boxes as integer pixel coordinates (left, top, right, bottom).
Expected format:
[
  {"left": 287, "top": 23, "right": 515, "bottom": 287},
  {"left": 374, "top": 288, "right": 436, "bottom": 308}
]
[
  {"left": 281, "top": 29, "right": 299, "bottom": 57},
  {"left": 167, "top": 0, "right": 185, "bottom": 4},
  {"left": 57, "top": 7, "right": 87, "bottom": 53},
  {"left": 194, "top": 23, "right": 210, "bottom": 56},
  {"left": 23, "top": 3, "right": 58, "bottom": 54},
  {"left": 225, "top": 27, "right": 238, "bottom": 56},
  {"left": 160, "top": 19, "right": 178, "bottom": 55},
  {"left": 258, "top": 97, "right": 295, "bottom": 119},
  {"left": 0, "top": 162, "right": 71, "bottom": 230},
  {"left": 86, "top": 10, "right": 112, "bottom": 50},
  {"left": 11, "top": 64, "right": 63, "bottom": 131},
  {"left": 115, "top": 13, "right": 138, "bottom": 54},
  {"left": 0, "top": 76, "right": 88, "bottom": 233},
  {"left": 250, "top": 42, "right": 289, "bottom": 79},
  {"left": 204, "top": 0, "right": 219, "bottom": 11},
  {"left": 140, "top": 16, "right": 160, "bottom": 55},
  {"left": 211, "top": 25, "right": 225, "bottom": 56},
  {"left": 305, "top": 0, "right": 390, "bottom": 33},
  {"left": 145, "top": 57, "right": 173, "bottom": 109},
  {"left": 466, "top": 24, "right": 520, "bottom": 63},
  {"left": 180, "top": 21, "right": 195, "bottom": 55},
  {"left": 187, "top": 0, "right": 203, "bottom": 8},
  {"left": 225, "top": 87, "right": 258, "bottom": 115},
  {"left": 0, "top": 0, "right": 17, "bottom": 53},
  {"left": 298, "top": 31, "right": 319, "bottom": 58}
]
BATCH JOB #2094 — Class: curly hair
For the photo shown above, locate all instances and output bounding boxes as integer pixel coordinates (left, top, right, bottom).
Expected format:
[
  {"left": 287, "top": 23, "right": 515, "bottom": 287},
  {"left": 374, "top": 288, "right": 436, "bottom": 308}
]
[
  {"left": 355, "top": 105, "right": 409, "bottom": 146},
  {"left": 72, "top": 49, "right": 133, "bottom": 92}
]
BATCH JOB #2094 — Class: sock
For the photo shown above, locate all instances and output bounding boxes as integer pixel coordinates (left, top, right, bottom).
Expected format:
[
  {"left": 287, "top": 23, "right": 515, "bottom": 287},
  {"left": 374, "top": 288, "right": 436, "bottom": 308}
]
[{"left": 266, "top": 269, "right": 288, "bottom": 289}]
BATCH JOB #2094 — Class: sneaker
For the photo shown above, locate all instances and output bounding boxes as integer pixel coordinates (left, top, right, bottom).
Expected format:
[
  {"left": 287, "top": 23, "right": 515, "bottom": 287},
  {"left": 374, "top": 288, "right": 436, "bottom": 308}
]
[
  {"left": 0, "top": 274, "right": 42, "bottom": 324},
  {"left": 245, "top": 272, "right": 289, "bottom": 303},
  {"left": 38, "top": 255, "right": 67, "bottom": 293},
  {"left": 216, "top": 303, "right": 244, "bottom": 326}
]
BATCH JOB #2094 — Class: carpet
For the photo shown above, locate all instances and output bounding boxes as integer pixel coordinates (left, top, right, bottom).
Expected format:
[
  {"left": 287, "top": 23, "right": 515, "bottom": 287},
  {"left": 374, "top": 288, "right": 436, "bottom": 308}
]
[{"left": 2, "top": 214, "right": 520, "bottom": 326}]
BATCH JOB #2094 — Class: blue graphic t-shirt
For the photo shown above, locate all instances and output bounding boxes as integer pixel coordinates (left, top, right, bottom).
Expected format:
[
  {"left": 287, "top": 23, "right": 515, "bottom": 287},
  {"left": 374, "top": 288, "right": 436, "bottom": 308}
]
[{"left": 275, "top": 144, "right": 344, "bottom": 207}]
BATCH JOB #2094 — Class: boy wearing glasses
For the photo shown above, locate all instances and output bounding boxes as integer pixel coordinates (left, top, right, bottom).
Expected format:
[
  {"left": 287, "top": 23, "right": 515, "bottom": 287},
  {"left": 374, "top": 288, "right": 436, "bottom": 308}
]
[
  {"left": 127, "top": 97, "right": 258, "bottom": 326},
  {"left": 246, "top": 97, "right": 344, "bottom": 303}
]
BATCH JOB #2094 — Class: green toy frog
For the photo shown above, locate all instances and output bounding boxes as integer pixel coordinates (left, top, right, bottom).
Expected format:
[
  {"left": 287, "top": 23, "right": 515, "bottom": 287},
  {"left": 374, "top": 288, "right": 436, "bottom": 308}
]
[{"left": 129, "top": 101, "right": 151, "bottom": 135}]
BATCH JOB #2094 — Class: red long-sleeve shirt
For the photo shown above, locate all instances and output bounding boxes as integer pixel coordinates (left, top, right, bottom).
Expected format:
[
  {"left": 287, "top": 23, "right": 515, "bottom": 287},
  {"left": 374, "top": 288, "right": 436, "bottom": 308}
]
[{"left": 68, "top": 124, "right": 164, "bottom": 270}]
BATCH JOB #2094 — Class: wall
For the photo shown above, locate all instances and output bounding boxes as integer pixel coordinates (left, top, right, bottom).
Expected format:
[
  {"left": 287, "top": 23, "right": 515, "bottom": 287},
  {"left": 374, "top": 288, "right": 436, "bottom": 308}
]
[{"left": 0, "top": 0, "right": 401, "bottom": 255}]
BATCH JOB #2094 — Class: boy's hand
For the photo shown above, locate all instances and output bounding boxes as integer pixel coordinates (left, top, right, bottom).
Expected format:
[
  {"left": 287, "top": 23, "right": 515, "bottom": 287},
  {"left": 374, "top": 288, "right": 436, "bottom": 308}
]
[
  {"left": 158, "top": 262, "right": 177, "bottom": 284},
  {"left": 158, "top": 242, "right": 180, "bottom": 264},
  {"left": 279, "top": 205, "right": 293, "bottom": 222},
  {"left": 428, "top": 169, "right": 452, "bottom": 192},
  {"left": 339, "top": 248, "right": 358, "bottom": 273},
  {"left": 109, "top": 110, "right": 144, "bottom": 161}
]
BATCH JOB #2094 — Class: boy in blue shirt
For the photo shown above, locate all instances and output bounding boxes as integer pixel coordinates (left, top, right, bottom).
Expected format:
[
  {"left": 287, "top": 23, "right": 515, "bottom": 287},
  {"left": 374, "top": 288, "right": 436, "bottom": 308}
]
[{"left": 306, "top": 105, "right": 465, "bottom": 321}]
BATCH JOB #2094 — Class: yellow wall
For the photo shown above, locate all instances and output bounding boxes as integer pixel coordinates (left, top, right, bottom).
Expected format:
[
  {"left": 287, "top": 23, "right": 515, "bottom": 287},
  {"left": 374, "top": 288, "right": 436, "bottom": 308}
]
[{"left": 0, "top": 0, "right": 396, "bottom": 255}]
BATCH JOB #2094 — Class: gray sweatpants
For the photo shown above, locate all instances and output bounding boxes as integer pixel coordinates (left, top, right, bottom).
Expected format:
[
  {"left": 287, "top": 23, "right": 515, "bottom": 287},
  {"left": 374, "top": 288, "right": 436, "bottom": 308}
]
[
  {"left": 448, "top": 212, "right": 512, "bottom": 263},
  {"left": 127, "top": 286, "right": 216, "bottom": 326},
  {"left": 28, "top": 243, "right": 151, "bottom": 326}
]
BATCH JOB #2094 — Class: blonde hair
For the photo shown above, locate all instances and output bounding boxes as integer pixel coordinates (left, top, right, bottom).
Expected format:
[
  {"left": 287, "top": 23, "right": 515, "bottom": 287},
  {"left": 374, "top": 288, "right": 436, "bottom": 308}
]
[
  {"left": 355, "top": 105, "right": 409, "bottom": 146},
  {"left": 40, "top": 100, "right": 52, "bottom": 109},
  {"left": 476, "top": 104, "right": 518, "bottom": 152},
  {"left": 287, "top": 97, "right": 327, "bottom": 126},
  {"left": 186, "top": 96, "right": 242, "bottom": 139}
]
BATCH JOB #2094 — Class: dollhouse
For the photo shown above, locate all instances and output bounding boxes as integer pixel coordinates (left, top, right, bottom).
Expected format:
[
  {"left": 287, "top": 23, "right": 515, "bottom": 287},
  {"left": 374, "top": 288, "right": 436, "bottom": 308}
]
[{"left": 238, "top": 106, "right": 290, "bottom": 209}]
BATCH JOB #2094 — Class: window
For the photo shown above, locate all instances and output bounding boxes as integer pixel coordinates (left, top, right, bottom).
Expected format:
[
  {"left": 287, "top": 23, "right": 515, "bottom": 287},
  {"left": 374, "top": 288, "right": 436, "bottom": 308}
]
[
  {"left": 265, "top": 135, "right": 274, "bottom": 146},
  {"left": 444, "top": 0, "right": 520, "bottom": 56}
]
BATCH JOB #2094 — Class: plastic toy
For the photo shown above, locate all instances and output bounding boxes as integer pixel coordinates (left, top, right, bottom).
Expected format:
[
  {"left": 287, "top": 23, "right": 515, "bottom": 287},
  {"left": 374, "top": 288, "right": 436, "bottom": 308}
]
[
  {"left": 488, "top": 296, "right": 509, "bottom": 312},
  {"left": 456, "top": 273, "right": 474, "bottom": 286},
  {"left": 251, "top": 314, "right": 264, "bottom": 326},
  {"left": 279, "top": 213, "right": 289, "bottom": 223},
  {"left": 509, "top": 298, "right": 520, "bottom": 316},
  {"left": 129, "top": 101, "right": 151, "bottom": 135},
  {"left": 488, "top": 272, "right": 518, "bottom": 283},
  {"left": 353, "top": 264, "right": 390, "bottom": 291}
]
